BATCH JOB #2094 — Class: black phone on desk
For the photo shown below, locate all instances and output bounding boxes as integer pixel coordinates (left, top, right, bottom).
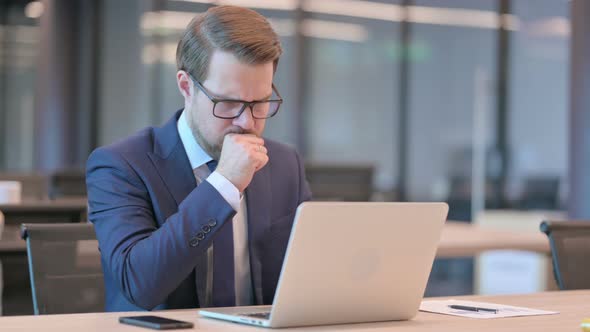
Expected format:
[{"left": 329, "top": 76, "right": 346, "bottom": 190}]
[{"left": 119, "top": 315, "right": 194, "bottom": 330}]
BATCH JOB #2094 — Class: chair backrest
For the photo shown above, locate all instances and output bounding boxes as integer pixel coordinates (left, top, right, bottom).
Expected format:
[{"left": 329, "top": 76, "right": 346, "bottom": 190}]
[
  {"left": 540, "top": 221, "right": 590, "bottom": 290},
  {"left": 0, "top": 173, "right": 49, "bottom": 201},
  {"left": 521, "top": 176, "right": 560, "bottom": 210},
  {"left": 49, "top": 169, "right": 87, "bottom": 199},
  {"left": 305, "top": 164, "right": 374, "bottom": 201},
  {"left": 21, "top": 223, "right": 104, "bottom": 314}
]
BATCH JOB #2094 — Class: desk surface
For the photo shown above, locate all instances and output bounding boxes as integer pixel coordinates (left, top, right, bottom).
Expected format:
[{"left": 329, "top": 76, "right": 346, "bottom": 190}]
[
  {"left": 438, "top": 222, "right": 550, "bottom": 257},
  {"left": 0, "top": 290, "right": 586, "bottom": 331},
  {"left": 0, "top": 198, "right": 87, "bottom": 212},
  {"left": 0, "top": 198, "right": 88, "bottom": 226}
]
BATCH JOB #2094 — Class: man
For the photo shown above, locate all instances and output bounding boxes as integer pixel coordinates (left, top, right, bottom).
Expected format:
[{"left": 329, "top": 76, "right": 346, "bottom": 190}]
[{"left": 86, "top": 5, "right": 311, "bottom": 312}]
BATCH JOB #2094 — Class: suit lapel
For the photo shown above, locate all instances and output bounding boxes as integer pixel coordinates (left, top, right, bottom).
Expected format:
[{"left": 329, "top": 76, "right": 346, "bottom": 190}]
[
  {"left": 146, "top": 110, "right": 209, "bottom": 307},
  {"left": 147, "top": 110, "right": 196, "bottom": 207},
  {"left": 245, "top": 164, "right": 272, "bottom": 305}
]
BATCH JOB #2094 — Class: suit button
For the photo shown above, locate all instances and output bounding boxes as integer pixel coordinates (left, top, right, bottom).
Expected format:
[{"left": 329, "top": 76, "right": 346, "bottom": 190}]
[
  {"left": 202, "top": 225, "right": 211, "bottom": 233},
  {"left": 189, "top": 238, "right": 199, "bottom": 247},
  {"left": 208, "top": 218, "right": 217, "bottom": 227},
  {"left": 196, "top": 232, "right": 205, "bottom": 240}
]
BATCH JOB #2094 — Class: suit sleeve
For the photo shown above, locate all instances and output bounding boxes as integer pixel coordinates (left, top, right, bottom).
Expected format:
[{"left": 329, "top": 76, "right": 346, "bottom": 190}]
[{"left": 86, "top": 147, "right": 236, "bottom": 310}]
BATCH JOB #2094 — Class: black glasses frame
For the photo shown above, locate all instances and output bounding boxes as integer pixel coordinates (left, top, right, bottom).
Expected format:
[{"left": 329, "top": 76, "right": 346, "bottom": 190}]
[{"left": 190, "top": 76, "right": 283, "bottom": 119}]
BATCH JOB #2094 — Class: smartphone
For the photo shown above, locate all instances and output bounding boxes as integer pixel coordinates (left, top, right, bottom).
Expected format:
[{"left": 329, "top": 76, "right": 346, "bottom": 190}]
[{"left": 119, "top": 315, "right": 194, "bottom": 330}]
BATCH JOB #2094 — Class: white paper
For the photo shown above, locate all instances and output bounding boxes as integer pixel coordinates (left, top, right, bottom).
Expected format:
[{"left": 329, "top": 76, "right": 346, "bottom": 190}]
[{"left": 419, "top": 299, "right": 559, "bottom": 319}]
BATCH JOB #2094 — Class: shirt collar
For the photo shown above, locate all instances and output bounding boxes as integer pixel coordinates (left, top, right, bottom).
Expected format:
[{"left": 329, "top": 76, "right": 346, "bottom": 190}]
[{"left": 177, "top": 110, "right": 213, "bottom": 170}]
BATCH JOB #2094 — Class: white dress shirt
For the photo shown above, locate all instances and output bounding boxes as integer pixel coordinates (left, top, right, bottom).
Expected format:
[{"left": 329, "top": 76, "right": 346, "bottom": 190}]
[{"left": 177, "top": 111, "right": 253, "bottom": 306}]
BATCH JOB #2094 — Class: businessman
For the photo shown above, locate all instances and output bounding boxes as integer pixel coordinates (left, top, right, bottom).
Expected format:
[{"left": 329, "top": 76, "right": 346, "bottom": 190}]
[{"left": 86, "top": 5, "right": 311, "bottom": 312}]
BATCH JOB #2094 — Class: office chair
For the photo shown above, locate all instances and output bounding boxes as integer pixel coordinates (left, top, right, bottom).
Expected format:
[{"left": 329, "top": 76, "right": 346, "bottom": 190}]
[
  {"left": 49, "top": 168, "right": 87, "bottom": 199},
  {"left": 520, "top": 176, "right": 560, "bottom": 210},
  {"left": 21, "top": 223, "right": 105, "bottom": 314},
  {"left": 540, "top": 221, "right": 590, "bottom": 290},
  {"left": 305, "top": 164, "right": 374, "bottom": 201}
]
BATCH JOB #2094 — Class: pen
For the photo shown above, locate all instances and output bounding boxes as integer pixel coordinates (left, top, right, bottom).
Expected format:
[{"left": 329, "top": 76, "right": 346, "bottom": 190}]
[{"left": 448, "top": 305, "right": 498, "bottom": 314}]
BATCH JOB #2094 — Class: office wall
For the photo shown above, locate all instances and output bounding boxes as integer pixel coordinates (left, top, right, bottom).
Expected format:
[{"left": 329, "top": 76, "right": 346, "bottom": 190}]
[
  {"left": 98, "top": 0, "right": 154, "bottom": 146},
  {"left": 0, "top": 0, "right": 573, "bottom": 208},
  {"left": 305, "top": 10, "right": 400, "bottom": 192},
  {"left": 508, "top": 0, "right": 569, "bottom": 201},
  {"left": 0, "top": 3, "right": 38, "bottom": 171},
  {"left": 407, "top": 0, "right": 497, "bottom": 201}
]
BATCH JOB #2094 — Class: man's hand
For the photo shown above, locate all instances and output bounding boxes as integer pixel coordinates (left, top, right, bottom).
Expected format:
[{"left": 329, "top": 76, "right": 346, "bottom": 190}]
[{"left": 215, "top": 134, "right": 268, "bottom": 192}]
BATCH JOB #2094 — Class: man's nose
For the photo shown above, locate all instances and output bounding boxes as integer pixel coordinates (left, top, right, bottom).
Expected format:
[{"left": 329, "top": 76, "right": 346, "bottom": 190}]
[{"left": 233, "top": 105, "right": 255, "bottom": 131}]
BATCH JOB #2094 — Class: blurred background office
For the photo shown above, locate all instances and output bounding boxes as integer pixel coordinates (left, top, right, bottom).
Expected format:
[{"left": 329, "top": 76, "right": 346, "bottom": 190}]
[
  {"left": 0, "top": 0, "right": 570, "bottom": 210},
  {"left": 1, "top": 0, "right": 587, "bottom": 315}
]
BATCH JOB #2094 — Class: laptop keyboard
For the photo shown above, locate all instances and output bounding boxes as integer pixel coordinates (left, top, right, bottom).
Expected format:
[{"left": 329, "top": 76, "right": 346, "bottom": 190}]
[{"left": 240, "top": 311, "right": 271, "bottom": 320}]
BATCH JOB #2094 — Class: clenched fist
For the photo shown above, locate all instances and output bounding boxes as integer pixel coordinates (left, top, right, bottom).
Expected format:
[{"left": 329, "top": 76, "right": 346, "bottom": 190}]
[{"left": 215, "top": 134, "right": 268, "bottom": 192}]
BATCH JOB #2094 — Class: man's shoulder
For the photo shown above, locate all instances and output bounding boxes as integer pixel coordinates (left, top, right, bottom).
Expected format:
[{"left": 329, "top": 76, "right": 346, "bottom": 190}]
[
  {"left": 86, "top": 125, "right": 162, "bottom": 173},
  {"left": 264, "top": 138, "right": 297, "bottom": 155},
  {"left": 90, "top": 111, "right": 181, "bottom": 164},
  {"left": 93, "top": 127, "right": 156, "bottom": 159},
  {"left": 265, "top": 139, "right": 303, "bottom": 170}
]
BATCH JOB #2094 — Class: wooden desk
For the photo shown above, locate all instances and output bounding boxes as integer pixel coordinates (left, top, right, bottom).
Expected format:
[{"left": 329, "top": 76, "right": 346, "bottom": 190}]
[
  {"left": 0, "top": 225, "right": 25, "bottom": 254},
  {"left": 0, "top": 290, "right": 586, "bottom": 331},
  {"left": 437, "top": 222, "right": 550, "bottom": 258},
  {"left": 0, "top": 198, "right": 87, "bottom": 225}
]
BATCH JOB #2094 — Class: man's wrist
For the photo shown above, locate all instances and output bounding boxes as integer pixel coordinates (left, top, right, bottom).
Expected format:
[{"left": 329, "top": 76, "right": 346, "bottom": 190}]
[{"left": 206, "top": 171, "right": 240, "bottom": 211}]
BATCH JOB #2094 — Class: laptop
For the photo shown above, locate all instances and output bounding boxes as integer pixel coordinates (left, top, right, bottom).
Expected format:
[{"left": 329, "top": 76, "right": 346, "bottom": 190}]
[{"left": 199, "top": 202, "right": 448, "bottom": 328}]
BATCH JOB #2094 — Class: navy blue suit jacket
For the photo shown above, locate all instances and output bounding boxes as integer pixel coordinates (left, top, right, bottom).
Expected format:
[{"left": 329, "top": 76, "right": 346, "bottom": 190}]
[{"left": 86, "top": 110, "right": 311, "bottom": 311}]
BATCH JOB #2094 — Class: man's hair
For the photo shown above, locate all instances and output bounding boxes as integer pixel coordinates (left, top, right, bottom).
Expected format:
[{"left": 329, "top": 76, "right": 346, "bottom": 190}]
[{"left": 176, "top": 5, "right": 283, "bottom": 82}]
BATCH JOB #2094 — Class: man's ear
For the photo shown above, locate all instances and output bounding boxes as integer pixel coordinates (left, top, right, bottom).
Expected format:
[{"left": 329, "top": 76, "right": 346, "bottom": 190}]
[{"left": 176, "top": 70, "right": 192, "bottom": 100}]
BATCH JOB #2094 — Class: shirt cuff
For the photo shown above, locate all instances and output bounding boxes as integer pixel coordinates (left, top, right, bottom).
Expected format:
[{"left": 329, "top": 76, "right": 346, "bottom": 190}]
[{"left": 206, "top": 171, "right": 240, "bottom": 211}]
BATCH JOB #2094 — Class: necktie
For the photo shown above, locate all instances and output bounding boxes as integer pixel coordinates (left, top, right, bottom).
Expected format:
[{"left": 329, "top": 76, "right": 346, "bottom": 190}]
[
  {"left": 207, "top": 160, "right": 236, "bottom": 307},
  {"left": 206, "top": 160, "right": 218, "bottom": 173}
]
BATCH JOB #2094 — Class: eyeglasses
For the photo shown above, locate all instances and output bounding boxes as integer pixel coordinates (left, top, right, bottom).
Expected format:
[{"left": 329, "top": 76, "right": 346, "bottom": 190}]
[{"left": 190, "top": 76, "right": 283, "bottom": 120}]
